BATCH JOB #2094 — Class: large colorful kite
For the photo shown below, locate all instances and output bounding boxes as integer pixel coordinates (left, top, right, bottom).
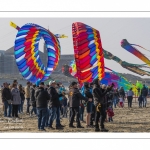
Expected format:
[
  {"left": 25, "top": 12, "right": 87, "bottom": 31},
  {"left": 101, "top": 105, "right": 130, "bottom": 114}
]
[
  {"left": 10, "top": 22, "right": 67, "bottom": 84},
  {"left": 121, "top": 39, "right": 150, "bottom": 66},
  {"left": 72, "top": 22, "right": 105, "bottom": 84},
  {"left": 103, "top": 48, "right": 150, "bottom": 76}
]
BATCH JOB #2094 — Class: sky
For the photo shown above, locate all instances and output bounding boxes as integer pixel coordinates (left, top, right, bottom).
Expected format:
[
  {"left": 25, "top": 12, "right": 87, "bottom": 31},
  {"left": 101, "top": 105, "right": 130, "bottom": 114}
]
[{"left": 0, "top": 18, "right": 150, "bottom": 78}]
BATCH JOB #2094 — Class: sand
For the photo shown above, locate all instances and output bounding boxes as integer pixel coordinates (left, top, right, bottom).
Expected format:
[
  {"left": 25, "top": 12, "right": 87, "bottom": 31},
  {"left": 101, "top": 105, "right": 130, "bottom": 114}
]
[{"left": 0, "top": 96, "right": 150, "bottom": 133}]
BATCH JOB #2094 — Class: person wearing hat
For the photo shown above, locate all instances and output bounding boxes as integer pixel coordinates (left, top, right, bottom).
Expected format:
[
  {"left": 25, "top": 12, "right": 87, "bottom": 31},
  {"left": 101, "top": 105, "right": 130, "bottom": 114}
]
[
  {"left": 69, "top": 81, "right": 92, "bottom": 128},
  {"left": 35, "top": 82, "right": 50, "bottom": 131},
  {"left": 93, "top": 78, "right": 114, "bottom": 132},
  {"left": 47, "top": 80, "right": 64, "bottom": 129}
]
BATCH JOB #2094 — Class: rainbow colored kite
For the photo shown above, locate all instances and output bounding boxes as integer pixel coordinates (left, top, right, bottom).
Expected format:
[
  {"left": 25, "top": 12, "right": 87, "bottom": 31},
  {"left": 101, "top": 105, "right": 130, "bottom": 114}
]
[
  {"left": 10, "top": 22, "right": 67, "bottom": 84},
  {"left": 121, "top": 39, "right": 150, "bottom": 66},
  {"left": 72, "top": 22, "right": 105, "bottom": 84}
]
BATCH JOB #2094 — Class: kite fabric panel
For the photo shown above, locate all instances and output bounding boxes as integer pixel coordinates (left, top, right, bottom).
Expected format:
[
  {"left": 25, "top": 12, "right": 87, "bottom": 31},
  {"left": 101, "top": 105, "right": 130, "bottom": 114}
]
[
  {"left": 10, "top": 22, "right": 61, "bottom": 84},
  {"left": 121, "top": 39, "right": 150, "bottom": 66},
  {"left": 72, "top": 22, "right": 105, "bottom": 84}
]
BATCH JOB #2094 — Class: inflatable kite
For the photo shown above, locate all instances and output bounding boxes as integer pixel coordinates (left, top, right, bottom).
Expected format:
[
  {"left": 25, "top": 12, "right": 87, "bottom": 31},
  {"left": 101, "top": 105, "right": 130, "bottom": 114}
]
[
  {"left": 72, "top": 22, "right": 105, "bottom": 84},
  {"left": 69, "top": 60, "right": 77, "bottom": 77},
  {"left": 121, "top": 39, "right": 150, "bottom": 66},
  {"left": 10, "top": 22, "right": 67, "bottom": 84},
  {"left": 103, "top": 48, "right": 150, "bottom": 76}
]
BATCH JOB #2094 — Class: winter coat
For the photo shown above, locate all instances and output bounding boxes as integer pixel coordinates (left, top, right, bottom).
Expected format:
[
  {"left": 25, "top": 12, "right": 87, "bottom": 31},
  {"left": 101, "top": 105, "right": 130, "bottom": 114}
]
[
  {"left": 25, "top": 86, "right": 30, "bottom": 99},
  {"left": 141, "top": 87, "right": 148, "bottom": 97},
  {"left": 11, "top": 88, "right": 21, "bottom": 105},
  {"left": 35, "top": 87, "right": 50, "bottom": 108},
  {"left": 48, "top": 86, "right": 62, "bottom": 107},
  {"left": 69, "top": 88, "right": 88, "bottom": 107},
  {"left": 2, "top": 87, "right": 12, "bottom": 102}
]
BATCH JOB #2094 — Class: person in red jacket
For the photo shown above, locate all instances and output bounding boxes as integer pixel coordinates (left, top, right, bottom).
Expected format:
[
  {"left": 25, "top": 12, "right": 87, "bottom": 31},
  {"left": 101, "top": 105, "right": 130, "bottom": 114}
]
[{"left": 107, "top": 105, "right": 114, "bottom": 122}]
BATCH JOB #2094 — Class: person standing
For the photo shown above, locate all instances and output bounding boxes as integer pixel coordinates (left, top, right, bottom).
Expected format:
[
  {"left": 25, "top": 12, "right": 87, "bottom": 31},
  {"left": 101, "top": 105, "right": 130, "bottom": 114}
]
[
  {"left": 141, "top": 84, "right": 148, "bottom": 107},
  {"left": 35, "top": 82, "right": 50, "bottom": 131},
  {"left": 25, "top": 82, "right": 31, "bottom": 114},
  {"left": 83, "top": 82, "right": 93, "bottom": 128},
  {"left": 127, "top": 88, "right": 134, "bottom": 108},
  {"left": 119, "top": 87, "right": 125, "bottom": 99},
  {"left": 18, "top": 84, "right": 25, "bottom": 114},
  {"left": 48, "top": 81, "right": 64, "bottom": 129},
  {"left": 30, "top": 84, "right": 37, "bottom": 117},
  {"left": 11, "top": 83, "right": 21, "bottom": 118},
  {"left": 69, "top": 82, "right": 91, "bottom": 128},
  {"left": 2, "top": 82, "right": 12, "bottom": 117},
  {"left": 93, "top": 78, "right": 114, "bottom": 132}
]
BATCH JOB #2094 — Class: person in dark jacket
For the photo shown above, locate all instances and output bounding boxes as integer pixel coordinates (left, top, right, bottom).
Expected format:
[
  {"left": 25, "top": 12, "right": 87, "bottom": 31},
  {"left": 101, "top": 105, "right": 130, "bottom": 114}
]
[
  {"left": 18, "top": 84, "right": 25, "bottom": 114},
  {"left": 119, "top": 87, "right": 125, "bottom": 99},
  {"left": 35, "top": 82, "right": 50, "bottom": 131},
  {"left": 47, "top": 81, "right": 64, "bottom": 129},
  {"left": 83, "top": 82, "right": 93, "bottom": 128},
  {"left": 141, "top": 84, "right": 148, "bottom": 107},
  {"left": 69, "top": 81, "right": 92, "bottom": 128},
  {"left": 93, "top": 78, "right": 114, "bottom": 132},
  {"left": 30, "top": 84, "right": 37, "bottom": 116},
  {"left": 2, "top": 82, "right": 12, "bottom": 117}
]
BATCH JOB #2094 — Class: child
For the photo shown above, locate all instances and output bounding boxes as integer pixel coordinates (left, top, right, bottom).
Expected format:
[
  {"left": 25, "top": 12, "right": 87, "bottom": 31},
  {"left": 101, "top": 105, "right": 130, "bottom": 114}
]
[
  {"left": 107, "top": 105, "right": 114, "bottom": 122},
  {"left": 62, "top": 96, "right": 68, "bottom": 118},
  {"left": 119, "top": 96, "right": 124, "bottom": 108}
]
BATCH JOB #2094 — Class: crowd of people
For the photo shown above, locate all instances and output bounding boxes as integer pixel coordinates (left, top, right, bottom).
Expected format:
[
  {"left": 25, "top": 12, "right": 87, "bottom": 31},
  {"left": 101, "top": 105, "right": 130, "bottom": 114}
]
[{"left": 0, "top": 79, "right": 149, "bottom": 132}]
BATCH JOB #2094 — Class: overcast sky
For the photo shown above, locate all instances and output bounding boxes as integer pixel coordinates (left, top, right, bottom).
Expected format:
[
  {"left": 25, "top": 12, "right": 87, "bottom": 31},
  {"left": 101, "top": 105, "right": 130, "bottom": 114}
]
[{"left": 0, "top": 18, "right": 150, "bottom": 78}]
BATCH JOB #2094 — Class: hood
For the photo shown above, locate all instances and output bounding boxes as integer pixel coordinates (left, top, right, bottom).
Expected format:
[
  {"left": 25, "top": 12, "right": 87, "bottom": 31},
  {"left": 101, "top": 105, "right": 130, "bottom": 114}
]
[
  {"left": 84, "top": 82, "right": 89, "bottom": 89},
  {"left": 93, "top": 78, "right": 99, "bottom": 86}
]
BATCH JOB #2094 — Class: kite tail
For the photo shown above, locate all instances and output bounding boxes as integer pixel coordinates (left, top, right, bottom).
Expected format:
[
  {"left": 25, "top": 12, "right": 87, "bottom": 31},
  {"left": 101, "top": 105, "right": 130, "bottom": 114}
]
[
  {"left": 131, "top": 44, "right": 150, "bottom": 52},
  {"left": 10, "top": 21, "right": 20, "bottom": 30}
]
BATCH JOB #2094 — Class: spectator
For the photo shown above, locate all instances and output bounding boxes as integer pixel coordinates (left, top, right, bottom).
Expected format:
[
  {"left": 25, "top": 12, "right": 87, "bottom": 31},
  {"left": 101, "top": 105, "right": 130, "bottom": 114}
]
[
  {"left": 25, "top": 81, "right": 31, "bottom": 114},
  {"left": 138, "top": 94, "right": 143, "bottom": 108},
  {"left": 62, "top": 96, "right": 68, "bottom": 118},
  {"left": 35, "top": 82, "right": 50, "bottom": 131},
  {"left": 11, "top": 83, "right": 21, "bottom": 119},
  {"left": 48, "top": 81, "right": 64, "bottom": 129},
  {"left": 18, "top": 84, "right": 25, "bottom": 114},
  {"left": 141, "top": 84, "right": 148, "bottom": 107},
  {"left": 93, "top": 78, "right": 114, "bottom": 132},
  {"left": 107, "top": 105, "right": 114, "bottom": 122},
  {"left": 119, "top": 87, "right": 125, "bottom": 99},
  {"left": 69, "top": 81, "right": 91, "bottom": 128},
  {"left": 30, "top": 84, "right": 37, "bottom": 117},
  {"left": 2, "top": 82, "right": 12, "bottom": 117},
  {"left": 127, "top": 88, "right": 134, "bottom": 108}
]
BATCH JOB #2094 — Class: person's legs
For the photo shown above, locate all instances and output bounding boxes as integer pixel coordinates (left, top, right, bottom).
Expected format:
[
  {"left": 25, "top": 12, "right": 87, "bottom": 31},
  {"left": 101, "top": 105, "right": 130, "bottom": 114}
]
[
  {"left": 26, "top": 98, "right": 30, "bottom": 114},
  {"left": 37, "top": 108, "right": 42, "bottom": 129},
  {"left": 12, "top": 105, "right": 15, "bottom": 117},
  {"left": 15, "top": 105, "right": 19, "bottom": 117},
  {"left": 100, "top": 105, "right": 106, "bottom": 129},
  {"left": 127, "top": 97, "right": 130, "bottom": 108},
  {"left": 95, "top": 111, "right": 100, "bottom": 129},
  {"left": 69, "top": 107, "right": 75, "bottom": 126},
  {"left": 86, "top": 102, "right": 92, "bottom": 126},
  {"left": 8, "top": 104, "right": 12, "bottom": 117},
  {"left": 63, "top": 106, "right": 67, "bottom": 118},
  {"left": 90, "top": 104, "right": 95, "bottom": 126},
  {"left": 113, "top": 98, "right": 116, "bottom": 108},
  {"left": 21, "top": 100, "right": 24, "bottom": 113},
  {"left": 74, "top": 107, "right": 81, "bottom": 127},
  {"left": 4, "top": 101, "right": 8, "bottom": 117},
  {"left": 56, "top": 107, "right": 61, "bottom": 127},
  {"left": 40, "top": 108, "right": 47, "bottom": 130},
  {"left": 143, "top": 96, "right": 147, "bottom": 107},
  {"left": 130, "top": 97, "right": 133, "bottom": 108},
  {"left": 48, "top": 107, "right": 57, "bottom": 127}
]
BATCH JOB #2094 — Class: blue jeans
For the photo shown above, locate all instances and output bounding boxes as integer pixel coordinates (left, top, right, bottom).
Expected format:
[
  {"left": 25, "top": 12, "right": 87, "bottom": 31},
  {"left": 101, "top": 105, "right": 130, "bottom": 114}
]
[
  {"left": 142, "top": 96, "right": 147, "bottom": 107},
  {"left": 113, "top": 98, "right": 117, "bottom": 108},
  {"left": 4, "top": 101, "right": 12, "bottom": 117},
  {"left": 31, "top": 107, "right": 37, "bottom": 115},
  {"left": 26, "top": 98, "right": 30, "bottom": 113},
  {"left": 79, "top": 106, "right": 84, "bottom": 121},
  {"left": 48, "top": 107, "right": 60, "bottom": 127},
  {"left": 18, "top": 100, "right": 24, "bottom": 113},
  {"left": 45, "top": 108, "right": 49, "bottom": 127},
  {"left": 37, "top": 108, "right": 47, "bottom": 130}
]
